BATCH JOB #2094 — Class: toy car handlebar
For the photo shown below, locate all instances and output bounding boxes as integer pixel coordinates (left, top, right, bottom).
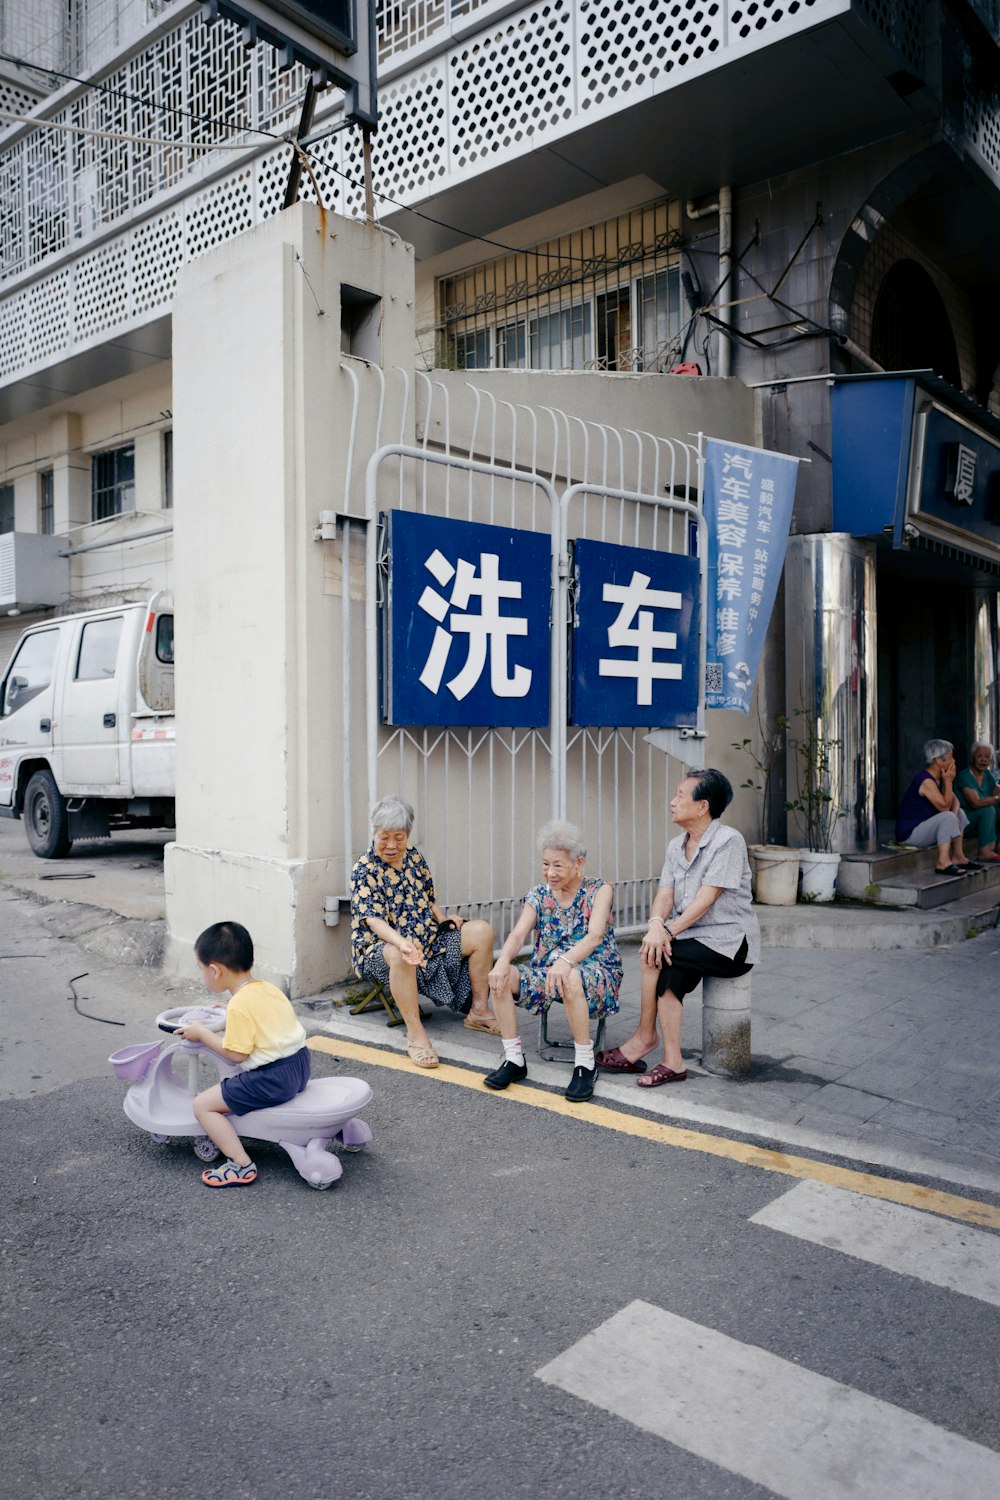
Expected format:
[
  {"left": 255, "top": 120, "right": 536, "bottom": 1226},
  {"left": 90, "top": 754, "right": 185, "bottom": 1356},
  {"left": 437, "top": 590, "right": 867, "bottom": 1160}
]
[{"left": 155, "top": 1004, "right": 227, "bottom": 1036}]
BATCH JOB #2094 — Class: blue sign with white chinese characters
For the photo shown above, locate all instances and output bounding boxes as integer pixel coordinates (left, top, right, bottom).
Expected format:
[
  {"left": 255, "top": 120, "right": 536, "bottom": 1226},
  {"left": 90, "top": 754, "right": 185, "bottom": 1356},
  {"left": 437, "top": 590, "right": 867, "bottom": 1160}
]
[
  {"left": 571, "top": 538, "right": 700, "bottom": 727},
  {"left": 383, "top": 509, "right": 551, "bottom": 726},
  {"left": 704, "top": 439, "right": 799, "bottom": 714}
]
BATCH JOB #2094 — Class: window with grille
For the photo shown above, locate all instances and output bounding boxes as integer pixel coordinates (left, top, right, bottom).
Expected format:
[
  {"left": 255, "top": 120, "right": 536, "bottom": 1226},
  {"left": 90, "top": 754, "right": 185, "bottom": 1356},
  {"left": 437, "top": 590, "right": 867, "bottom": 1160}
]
[
  {"left": 39, "top": 470, "right": 54, "bottom": 534},
  {"left": 0, "top": 483, "right": 13, "bottom": 533},
  {"left": 91, "top": 444, "right": 135, "bottom": 521},
  {"left": 438, "top": 198, "right": 684, "bottom": 374}
]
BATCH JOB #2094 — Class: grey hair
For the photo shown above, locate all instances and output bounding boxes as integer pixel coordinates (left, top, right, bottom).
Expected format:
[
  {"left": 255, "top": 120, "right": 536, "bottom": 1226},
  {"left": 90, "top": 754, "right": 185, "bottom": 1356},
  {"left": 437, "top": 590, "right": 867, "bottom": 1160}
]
[
  {"left": 537, "top": 819, "right": 587, "bottom": 861},
  {"left": 971, "top": 741, "right": 995, "bottom": 758},
  {"left": 370, "top": 795, "right": 415, "bottom": 833},
  {"left": 923, "top": 738, "right": 953, "bottom": 763}
]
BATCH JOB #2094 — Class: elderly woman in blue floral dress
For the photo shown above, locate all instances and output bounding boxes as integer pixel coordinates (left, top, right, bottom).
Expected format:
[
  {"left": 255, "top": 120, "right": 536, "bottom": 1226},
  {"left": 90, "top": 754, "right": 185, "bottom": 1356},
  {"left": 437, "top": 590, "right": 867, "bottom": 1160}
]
[
  {"left": 483, "top": 820, "right": 622, "bottom": 1103},
  {"left": 350, "top": 795, "right": 498, "bottom": 1070}
]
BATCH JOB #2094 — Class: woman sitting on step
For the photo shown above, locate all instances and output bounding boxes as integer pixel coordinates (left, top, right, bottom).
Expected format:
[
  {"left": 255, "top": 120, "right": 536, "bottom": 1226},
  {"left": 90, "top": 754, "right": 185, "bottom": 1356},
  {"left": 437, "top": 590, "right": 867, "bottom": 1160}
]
[
  {"left": 956, "top": 742, "right": 1000, "bottom": 864},
  {"left": 895, "top": 738, "right": 979, "bottom": 877}
]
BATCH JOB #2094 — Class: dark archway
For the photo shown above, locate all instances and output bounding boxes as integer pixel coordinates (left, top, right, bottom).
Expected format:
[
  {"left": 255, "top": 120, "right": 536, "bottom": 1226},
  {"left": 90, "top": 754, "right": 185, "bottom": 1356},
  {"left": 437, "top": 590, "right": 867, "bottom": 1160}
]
[{"left": 870, "top": 259, "right": 961, "bottom": 386}]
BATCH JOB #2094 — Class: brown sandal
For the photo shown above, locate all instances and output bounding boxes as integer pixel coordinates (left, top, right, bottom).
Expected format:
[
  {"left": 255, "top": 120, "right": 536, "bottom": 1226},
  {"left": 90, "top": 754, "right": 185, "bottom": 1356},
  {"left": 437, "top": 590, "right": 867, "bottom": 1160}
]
[
  {"left": 407, "top": 1041, "right": 440, "bottom": 1069},
  {"left": 636, "top": 1063, "right": 687, "bottom": 1087}
]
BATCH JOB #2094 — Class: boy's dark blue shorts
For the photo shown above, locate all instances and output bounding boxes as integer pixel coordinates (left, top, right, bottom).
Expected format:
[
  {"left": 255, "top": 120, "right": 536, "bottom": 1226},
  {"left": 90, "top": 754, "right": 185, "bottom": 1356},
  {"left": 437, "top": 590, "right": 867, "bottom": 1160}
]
[{"left": 221, "top": 1046, "right": 311, "bottom": 1116}]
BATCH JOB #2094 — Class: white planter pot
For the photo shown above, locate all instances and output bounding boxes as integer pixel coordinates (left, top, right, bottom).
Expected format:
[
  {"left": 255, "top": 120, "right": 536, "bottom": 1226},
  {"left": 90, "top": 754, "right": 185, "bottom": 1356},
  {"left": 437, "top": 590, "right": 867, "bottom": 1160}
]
[
  {"left": 798, "top": 849, "right": 841, "bottom": 903},
  {"left": 750, "top": 845, "right": 801, "bottom": 906}
]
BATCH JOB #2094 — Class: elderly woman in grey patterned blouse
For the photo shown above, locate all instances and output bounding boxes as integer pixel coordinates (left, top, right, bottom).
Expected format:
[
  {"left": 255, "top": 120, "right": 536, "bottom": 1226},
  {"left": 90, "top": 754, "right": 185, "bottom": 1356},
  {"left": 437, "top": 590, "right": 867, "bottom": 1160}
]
[{"left": 597, "top": 767, "right": 760, "bottom": 1087}]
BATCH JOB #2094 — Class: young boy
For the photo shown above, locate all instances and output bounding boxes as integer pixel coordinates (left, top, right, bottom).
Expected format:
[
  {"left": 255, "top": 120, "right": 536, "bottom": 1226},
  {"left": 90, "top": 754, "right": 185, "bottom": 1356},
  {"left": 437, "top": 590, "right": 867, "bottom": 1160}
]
[{"left": 177, "top": 921, "right": 310, "bottom": 1188}]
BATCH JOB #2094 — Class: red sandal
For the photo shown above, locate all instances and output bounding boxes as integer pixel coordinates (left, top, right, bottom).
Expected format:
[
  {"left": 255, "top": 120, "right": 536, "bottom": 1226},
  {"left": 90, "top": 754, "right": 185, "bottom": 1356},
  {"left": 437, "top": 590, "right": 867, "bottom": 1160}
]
[
  {"left": 636, "top": 1064, "right": 688, "bottom": 1087},
  {"left": 595, "top": 1046, "right": 647, "bottom": 1074}
]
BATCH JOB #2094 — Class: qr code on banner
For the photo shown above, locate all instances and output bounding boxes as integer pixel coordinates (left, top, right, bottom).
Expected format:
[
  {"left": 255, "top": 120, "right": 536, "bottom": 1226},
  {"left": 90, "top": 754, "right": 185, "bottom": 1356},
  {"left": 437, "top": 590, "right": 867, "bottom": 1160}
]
[{"left": 705, "top": 663, "right": 723, "bottom": 693}]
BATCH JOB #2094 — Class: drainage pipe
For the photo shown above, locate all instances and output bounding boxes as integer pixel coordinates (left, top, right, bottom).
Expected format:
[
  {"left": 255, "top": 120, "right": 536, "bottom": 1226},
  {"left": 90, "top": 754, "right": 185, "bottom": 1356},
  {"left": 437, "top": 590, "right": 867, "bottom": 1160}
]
[{"left": 685, "top": 187, "right": 733, "bottom": 377}]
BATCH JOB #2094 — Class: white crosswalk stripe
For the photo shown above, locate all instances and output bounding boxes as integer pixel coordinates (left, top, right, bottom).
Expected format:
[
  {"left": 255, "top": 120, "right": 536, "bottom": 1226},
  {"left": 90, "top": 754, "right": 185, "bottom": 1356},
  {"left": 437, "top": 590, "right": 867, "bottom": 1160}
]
[
  {"left": 536, "top": 1300, "right": 1000, "bottom": 1499},
  {"left": 750, "top": 1180, "right": 1000, "bottom": 1308}
]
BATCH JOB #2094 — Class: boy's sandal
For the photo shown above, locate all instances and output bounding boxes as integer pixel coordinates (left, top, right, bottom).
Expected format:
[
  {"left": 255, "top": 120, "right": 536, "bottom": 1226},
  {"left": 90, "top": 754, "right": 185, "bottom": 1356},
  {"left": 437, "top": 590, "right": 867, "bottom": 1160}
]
[
  {"left": 201, "top": 1159, "right": 257, "bottom": 1188},
  {"left": 407, "top": 1041, "right": 440, "bottom": 1069}
]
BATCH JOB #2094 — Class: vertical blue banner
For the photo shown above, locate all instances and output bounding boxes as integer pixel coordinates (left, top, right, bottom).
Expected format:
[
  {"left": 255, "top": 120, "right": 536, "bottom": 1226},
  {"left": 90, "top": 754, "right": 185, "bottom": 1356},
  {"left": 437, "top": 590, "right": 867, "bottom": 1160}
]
[
  {"left": 704, "top": 439, "right": 799, "bottom": 713},
  {"left": 383, "top": 509, "right": 550, "bottom": 726},
  {"left": 571, "top": 538, "right": 700, "bottom": 727}
]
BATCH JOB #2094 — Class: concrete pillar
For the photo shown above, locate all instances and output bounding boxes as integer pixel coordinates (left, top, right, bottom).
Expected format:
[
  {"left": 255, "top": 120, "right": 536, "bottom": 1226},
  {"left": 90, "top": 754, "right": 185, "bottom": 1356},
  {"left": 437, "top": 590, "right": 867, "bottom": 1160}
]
[
  {"left": 133, "top": 429, "right": 164, "bottom": 513},
  {"left": 52, "top": 414, "right": 91, "bottom": 531},
  {"left": 164, "top": 204, "right": 416, "bottom": 993},
  {"left": 701, "top": 971, "right": 751, "bottom": 1077}
]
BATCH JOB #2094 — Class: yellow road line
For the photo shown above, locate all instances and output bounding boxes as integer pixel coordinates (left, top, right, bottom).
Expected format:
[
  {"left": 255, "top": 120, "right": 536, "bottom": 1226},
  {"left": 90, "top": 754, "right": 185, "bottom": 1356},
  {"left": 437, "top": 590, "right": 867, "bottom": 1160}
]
[{"left": 309, "top": 1035, "right": 1000, "bottom": 1231}]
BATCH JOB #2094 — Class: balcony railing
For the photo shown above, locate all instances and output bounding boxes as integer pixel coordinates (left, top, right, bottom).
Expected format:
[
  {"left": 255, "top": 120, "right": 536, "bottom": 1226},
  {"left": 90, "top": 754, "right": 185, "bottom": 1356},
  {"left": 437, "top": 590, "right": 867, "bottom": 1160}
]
[{"left": 3, "top": 0, "right": 996, "bottom": 396}]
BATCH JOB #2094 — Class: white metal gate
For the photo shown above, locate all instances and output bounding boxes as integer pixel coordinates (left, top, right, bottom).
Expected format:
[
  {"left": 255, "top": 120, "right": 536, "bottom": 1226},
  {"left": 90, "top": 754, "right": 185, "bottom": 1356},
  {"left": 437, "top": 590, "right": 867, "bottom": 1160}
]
[{"left": 343, "top": 369, "right": 705, "bottom": 944}]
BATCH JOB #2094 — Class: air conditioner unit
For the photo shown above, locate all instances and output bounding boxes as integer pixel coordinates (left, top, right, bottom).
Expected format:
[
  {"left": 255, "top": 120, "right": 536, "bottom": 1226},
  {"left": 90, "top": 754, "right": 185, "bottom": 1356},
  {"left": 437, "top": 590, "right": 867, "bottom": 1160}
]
[{"left": 0, "top": 533, "right": 70, "bottom": 613}]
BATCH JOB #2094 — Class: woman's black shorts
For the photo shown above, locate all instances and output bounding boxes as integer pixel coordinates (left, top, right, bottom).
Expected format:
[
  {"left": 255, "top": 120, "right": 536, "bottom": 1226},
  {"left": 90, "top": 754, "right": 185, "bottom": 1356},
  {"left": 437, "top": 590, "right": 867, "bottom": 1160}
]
[{"left": 655, "top": 935, "right": 752, "bottom": 1002}]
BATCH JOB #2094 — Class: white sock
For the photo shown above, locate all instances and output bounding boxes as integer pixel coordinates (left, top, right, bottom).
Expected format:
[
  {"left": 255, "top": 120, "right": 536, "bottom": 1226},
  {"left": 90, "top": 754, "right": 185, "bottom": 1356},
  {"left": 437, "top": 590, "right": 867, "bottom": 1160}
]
[
  {"left": 574, "top": 1041, "right": 595, "bottom": 1070},
  {"left": 502, "top": 1037, "right": 525, "bottom": 1065}
]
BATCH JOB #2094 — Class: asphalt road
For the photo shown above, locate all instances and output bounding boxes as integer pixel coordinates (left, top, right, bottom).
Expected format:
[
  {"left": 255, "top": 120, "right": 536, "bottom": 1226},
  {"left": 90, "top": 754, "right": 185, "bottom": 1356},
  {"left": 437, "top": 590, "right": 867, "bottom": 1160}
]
[{"left": 3, "top": 886, "right": 1000, "bottom": 1500}]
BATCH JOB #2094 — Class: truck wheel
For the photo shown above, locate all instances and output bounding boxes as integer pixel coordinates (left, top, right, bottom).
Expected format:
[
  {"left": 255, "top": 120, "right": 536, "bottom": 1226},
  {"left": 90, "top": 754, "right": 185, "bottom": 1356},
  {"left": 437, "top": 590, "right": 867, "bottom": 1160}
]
[{"left": 24, "top": 770, "right": 72, "bottom": 858}]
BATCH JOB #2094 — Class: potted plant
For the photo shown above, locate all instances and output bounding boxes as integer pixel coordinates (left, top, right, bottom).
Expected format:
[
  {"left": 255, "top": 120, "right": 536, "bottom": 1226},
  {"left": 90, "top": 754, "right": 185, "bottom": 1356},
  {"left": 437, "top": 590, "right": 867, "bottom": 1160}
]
[
  {"left": 786, "top": 709, "right": 844, "bottom": 902},
  {"left": 732, "top": 709, "right": 800, "bottom": 905}
]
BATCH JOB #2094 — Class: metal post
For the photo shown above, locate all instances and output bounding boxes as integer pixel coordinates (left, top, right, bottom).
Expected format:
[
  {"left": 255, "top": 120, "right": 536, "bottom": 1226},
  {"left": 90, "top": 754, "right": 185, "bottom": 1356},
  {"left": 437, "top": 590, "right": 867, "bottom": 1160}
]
[
  {"left": 282, "top": 79, "right": 319, "bottom": 210},
  {"left": 701, "top": 971, "right": 751, "bottom": 1077},
  {"left": 362, "top": 127, "right": 375, "bottom": 220}
]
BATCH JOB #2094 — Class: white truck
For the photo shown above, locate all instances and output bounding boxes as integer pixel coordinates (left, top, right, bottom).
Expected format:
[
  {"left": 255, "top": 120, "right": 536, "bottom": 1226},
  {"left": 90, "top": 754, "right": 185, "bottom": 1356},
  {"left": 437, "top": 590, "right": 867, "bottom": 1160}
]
[{"left": 0, "top": 593, "right": 175, "bottom": 858}]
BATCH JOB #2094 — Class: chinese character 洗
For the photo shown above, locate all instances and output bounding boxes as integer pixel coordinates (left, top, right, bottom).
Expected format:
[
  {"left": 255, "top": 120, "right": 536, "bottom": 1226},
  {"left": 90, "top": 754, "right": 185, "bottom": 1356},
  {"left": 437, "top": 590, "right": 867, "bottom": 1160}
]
[
  {"left": 417, "top": 548, "right": 531, "bottom": 701},
  {"left": 598, "top": 570, "right": 684, "bottom": 706}
]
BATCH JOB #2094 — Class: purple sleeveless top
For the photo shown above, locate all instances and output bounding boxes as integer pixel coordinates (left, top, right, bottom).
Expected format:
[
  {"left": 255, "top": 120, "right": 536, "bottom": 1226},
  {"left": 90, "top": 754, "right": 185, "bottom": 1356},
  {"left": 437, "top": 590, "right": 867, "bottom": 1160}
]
[{"left": 896, "top": 769, "right": 936, "bottom": 841}]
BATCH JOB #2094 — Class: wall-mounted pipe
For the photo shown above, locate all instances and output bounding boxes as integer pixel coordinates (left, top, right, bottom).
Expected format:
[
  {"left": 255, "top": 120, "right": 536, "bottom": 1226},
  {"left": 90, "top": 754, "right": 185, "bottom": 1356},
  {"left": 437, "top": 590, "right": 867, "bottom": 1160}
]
[
  {"left": 836, "top": 335, "right": 884, "bottom": 374},
  {"left": 717, "top": 185, "right": 733, "bottom": 379},
  {"left": 684, "top": 189, "right": 733, "bottom": 378},
  {"left": 59, "top": 524, "right": 173, "bottom": 557}
]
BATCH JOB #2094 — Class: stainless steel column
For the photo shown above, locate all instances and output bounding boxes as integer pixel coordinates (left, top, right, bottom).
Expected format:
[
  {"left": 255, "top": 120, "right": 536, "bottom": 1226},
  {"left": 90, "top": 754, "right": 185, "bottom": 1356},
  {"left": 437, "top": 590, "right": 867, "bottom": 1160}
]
[
  {"left": 972, "top": 589, "right": 998, "bottom": 754},
  {"left": 783, "top": 534, "right": 877, "bottom": 854}
]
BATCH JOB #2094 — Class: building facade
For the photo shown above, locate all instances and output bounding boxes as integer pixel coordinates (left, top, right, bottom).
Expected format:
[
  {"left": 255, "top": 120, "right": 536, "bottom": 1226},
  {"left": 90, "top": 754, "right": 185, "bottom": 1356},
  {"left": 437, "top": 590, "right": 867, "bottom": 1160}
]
[{"left": 1, "top": 0, "right": 999, "bottom": 982}]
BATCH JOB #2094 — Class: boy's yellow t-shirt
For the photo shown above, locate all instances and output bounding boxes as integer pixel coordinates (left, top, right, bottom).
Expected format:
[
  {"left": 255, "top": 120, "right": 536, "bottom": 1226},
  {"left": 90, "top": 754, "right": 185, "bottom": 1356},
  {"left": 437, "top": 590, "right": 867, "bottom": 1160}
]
[{"left": 222, "top": 980, "right": 306, "bottom": 1070}]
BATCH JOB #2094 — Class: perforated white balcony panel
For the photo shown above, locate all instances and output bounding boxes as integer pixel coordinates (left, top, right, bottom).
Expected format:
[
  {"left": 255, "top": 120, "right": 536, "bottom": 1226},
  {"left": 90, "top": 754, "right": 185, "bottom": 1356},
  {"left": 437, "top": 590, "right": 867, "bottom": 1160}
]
[{"left": 0, "top": 0, "right": 992, "bottom": 402}]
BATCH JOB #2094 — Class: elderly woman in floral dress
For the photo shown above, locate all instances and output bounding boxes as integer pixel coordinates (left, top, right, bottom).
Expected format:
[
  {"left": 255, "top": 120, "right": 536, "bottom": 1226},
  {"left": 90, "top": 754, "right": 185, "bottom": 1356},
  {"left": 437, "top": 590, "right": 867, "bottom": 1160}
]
[
  {"left": 350, "top": 795, "right": 498, "bottom": 1070},
  {"left": 482, "top": 820, "right": 622, "bottom": 1103}
]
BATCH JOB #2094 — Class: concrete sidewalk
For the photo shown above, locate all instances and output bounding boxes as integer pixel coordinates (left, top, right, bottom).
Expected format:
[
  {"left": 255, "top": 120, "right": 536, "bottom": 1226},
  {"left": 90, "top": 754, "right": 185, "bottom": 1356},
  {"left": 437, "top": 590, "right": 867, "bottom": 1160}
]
[
  {"left": 309, "top": 931, "right": 1000, "bottom": 1198},
  {"left": 3, "top": 817, "right": 999, "bottom": 1195}
]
